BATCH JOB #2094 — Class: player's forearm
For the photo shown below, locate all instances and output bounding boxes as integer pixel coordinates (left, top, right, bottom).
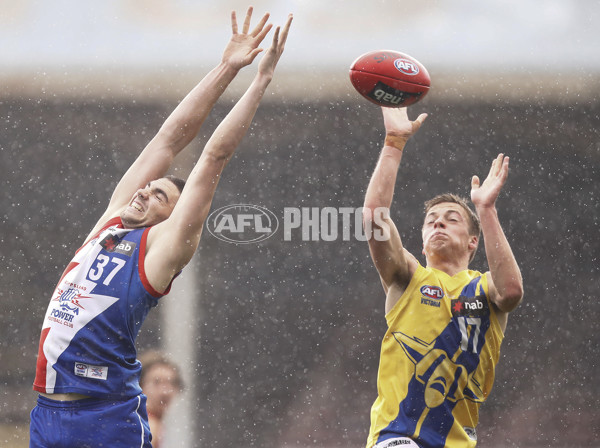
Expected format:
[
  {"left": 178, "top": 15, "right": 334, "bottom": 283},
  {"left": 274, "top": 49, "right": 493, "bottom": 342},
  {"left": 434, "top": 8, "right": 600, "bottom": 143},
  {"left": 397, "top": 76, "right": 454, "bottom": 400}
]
[
  {"left": 364, "top": 145, "right": 405, "bottom": 211},
  {"left": 477, "top": 205, "right": 523, "bottom": 311},
  {"left": 203, "top": 72, "right": 272, "bottom": 161},
  {"left": 158, "top": 75, "right": 273, "bottom": 268},
  {"left": 155, "top": 62, "right": 240, "bottom": 154}
]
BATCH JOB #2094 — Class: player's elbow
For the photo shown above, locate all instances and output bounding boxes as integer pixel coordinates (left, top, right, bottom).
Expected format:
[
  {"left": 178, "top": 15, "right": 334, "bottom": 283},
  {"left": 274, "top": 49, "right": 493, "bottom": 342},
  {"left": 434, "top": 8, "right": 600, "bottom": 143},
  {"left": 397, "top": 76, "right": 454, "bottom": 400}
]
[
  {"left": 204, "top": 146, "right": 232, "bottom": 163},
  {"left": 362, "top": 205, "right": 375, "bottom": 226},
  {"left": 362, "top": 204, "right": 389, "bottom": 228},
  {"left": 496, "top": 283, "right": 524, "bottom": 312},
  {"left": 362, "top": 205, "right": 393, "bottom": 243},
  {"left": 154, "top": 125, "right": 192, "bottom": 155}
]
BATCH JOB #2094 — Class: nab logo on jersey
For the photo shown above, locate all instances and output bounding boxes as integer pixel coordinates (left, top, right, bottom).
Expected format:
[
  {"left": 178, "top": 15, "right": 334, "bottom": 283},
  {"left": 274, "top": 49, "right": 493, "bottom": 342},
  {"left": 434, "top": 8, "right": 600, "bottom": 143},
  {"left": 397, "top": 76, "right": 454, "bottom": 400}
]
[
  {"left": 100, "top": 234, "right": 121, "bottom": 252},
  {"left": 451, "top": 295, "right": 489, "bottom": 317},
  {"left": 114, "top": 241, "right": 136, "bottom": 257},
  {"left": 100, "top": 233, "right": 136, "bottom": 256}
]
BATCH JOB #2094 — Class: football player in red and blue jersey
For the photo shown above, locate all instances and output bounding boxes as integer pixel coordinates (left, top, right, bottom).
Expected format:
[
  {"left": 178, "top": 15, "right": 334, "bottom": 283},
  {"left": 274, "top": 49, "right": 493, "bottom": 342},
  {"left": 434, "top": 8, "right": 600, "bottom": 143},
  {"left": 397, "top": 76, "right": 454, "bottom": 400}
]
[{"left": 30, "top": 8, "right": 293, "bottom": 448}]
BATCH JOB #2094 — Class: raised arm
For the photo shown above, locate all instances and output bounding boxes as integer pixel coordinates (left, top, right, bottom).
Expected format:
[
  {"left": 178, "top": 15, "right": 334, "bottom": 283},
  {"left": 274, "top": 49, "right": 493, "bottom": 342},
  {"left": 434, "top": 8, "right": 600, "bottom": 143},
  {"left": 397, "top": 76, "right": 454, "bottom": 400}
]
[
  {"left": 144, "top": 14, "right": 293, "bottom": 293},
  {"left": 363, "top": 107, "right": 427, "bottom": 299},
  {"left": 93, "top": 7, "right": 273, "bottom": 233},
  {"left": 471, "top": 154, "right": 523, "bottom": 327}
]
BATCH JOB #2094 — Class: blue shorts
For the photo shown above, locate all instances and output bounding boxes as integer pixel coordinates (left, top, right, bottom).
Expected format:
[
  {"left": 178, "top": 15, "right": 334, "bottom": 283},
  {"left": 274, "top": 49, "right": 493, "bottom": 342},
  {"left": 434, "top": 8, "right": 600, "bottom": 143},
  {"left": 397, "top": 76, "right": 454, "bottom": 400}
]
[{"left": 30, "top": 394, "right": 152, "bottom": 448}]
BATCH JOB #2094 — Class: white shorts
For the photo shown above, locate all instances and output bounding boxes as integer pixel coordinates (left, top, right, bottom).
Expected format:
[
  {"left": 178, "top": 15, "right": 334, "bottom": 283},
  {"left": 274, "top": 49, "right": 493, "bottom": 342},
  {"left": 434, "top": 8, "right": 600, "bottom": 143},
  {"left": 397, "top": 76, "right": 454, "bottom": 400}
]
[{"left": 373, "top": 437, "right": 420, "bottom": 448}]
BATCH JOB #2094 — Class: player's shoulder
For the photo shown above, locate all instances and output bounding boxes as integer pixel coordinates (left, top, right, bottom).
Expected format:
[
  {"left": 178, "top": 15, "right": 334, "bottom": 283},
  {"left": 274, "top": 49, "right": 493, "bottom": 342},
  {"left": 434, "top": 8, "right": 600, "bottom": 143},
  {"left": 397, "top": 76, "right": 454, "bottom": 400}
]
[{"left": 84, "top": 214, "right": 124, "bottom": 247}]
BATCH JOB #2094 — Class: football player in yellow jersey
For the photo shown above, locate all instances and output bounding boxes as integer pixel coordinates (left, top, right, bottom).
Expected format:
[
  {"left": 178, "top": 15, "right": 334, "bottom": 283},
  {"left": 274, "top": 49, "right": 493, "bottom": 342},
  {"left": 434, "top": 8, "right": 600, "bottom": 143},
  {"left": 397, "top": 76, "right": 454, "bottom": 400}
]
[{"left": 362, "top": 107, "right": 523, "bottom": 448}]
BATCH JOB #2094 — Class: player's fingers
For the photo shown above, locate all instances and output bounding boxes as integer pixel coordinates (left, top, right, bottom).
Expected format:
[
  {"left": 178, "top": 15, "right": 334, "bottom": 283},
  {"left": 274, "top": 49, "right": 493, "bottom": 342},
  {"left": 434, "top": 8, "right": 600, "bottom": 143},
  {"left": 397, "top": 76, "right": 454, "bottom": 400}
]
[
  {"left": 488, "top": 155, "right": 499, "bottom": 177},
  {"left": 393, "top": 107, "right": 408, "bottom": 123},
  {"left": 242, "top": 6, "right": 253, "bottom": 34},
  {"left": 381, "top": 106, "right": 400, "bottom": 126},
  {"left": 278, "top": 14, "right": 293, "bottom": 47},
  {"left": 499, "top": 156, "right": 510, "bottom": 181},
  {"left": 251, "top": 12, "right": 270, "bottom": 37},
  {"left": 381, "top": 106, "right": 390, "bottom": 120},
  {"left": 247, "top": 48, "right": 264, "bottom": 64},
  {"left": 255, "top": 23, "right": 273, "bottom": 46},
  {"left": 231, "top": 10, "right": 238, "bottom": 34},
  {"left": 255, "top": 23, "right": 273, "bottom": 45},
  {"left": 494, "top": 153, "right": 505, "bottom": 177},
  {"left": 271, "top": 26, "right": 280, "bottom": 47},
  {"left": 415, "top": 113, "right": 428, "bottom": 127},
  {"left": 471, "top": 175, "right": 480, "bottom": 189}
]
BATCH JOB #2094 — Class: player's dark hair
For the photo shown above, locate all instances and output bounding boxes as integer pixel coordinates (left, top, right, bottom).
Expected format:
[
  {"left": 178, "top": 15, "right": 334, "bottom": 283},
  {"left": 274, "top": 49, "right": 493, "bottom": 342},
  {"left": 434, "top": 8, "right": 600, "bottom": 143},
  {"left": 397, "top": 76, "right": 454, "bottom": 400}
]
[
  {"left": 424, "top": 193, "right": 481, "bottom": 261},
  {"left": 165, "top": 175, "right": 186, "bottom": 194}
]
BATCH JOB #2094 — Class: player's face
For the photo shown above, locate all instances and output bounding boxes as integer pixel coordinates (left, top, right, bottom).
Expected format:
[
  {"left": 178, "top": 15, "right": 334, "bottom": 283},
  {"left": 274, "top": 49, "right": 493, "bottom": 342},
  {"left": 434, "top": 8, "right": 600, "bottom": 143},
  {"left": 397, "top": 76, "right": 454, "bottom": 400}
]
[
  {"left": 121, "top": 178, "right": 181, "bottom": 229},
  {"left": 422, "top": 202, "right": 477, "bottom": 261},
  {"left": 141, "top": 363, "right": 181, "bottom": 416}
]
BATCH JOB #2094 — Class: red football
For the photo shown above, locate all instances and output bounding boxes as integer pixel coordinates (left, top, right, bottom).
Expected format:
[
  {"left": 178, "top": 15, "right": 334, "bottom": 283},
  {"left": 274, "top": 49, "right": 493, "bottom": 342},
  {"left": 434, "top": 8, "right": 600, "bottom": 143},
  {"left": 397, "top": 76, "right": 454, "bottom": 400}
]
[{"left": 349, "top": 50, "right": 431, "bottom": 107}]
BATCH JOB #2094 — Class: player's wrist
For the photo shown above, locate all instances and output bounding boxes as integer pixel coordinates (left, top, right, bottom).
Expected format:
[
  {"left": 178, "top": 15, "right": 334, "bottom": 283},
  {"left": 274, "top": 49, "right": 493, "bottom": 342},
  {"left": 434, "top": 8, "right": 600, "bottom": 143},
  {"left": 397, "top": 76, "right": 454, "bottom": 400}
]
[
  {"left": 219, "top": 59, "right": 243, "bottom": 74},
  {"left": 473, "top": 203, "right": 498, "bottom": 218},
  {"left": 384, "top": 134, "right": 408, "bottom": 151},
  {"left": 256, "top": 70, "right": 274, "bottom": 83}
]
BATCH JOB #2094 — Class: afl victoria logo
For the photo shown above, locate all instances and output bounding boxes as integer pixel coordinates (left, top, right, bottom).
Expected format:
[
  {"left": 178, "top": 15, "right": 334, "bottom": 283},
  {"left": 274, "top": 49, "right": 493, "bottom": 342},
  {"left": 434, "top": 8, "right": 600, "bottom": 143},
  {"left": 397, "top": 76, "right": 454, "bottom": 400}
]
[
  {"left": 420, "top": 285, "right": 444, "bottom": 299},
  {"left": 394, "top": 58, "right": 420, "bottom": 75},
  {"left": 207, "top": 204, "right": 279, "bottom": 244}
]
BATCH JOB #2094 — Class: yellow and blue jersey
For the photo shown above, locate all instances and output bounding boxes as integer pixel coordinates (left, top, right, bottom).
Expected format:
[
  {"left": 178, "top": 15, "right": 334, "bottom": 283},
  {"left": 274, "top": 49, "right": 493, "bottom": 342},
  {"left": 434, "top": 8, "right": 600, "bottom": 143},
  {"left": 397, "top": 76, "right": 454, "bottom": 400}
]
[{"left": 367, "top": 264, "right": 504, "bottom": 448}]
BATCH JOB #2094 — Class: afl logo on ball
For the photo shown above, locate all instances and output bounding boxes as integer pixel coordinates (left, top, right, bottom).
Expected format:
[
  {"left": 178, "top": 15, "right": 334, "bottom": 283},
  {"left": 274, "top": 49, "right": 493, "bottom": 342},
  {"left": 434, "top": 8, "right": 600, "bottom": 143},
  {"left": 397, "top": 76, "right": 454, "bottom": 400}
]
[{"left": 394, "top": 58, "right": 420, "bottom": 76}]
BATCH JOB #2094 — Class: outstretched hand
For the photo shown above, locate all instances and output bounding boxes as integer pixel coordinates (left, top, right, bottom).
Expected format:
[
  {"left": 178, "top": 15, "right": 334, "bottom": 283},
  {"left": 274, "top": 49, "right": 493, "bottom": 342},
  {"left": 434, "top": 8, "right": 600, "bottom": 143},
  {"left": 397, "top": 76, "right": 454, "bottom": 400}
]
[
  {"left": 222, "top": 7, "right": 273, "bottom": 70},
  {"left": 382, "top": 107, "right": 428, "bottom": 147},
  {"left": 471, "top": 153, "right": 510, "bottom": 209},
  {"left": 257, "top": 14, "right": 293, "bottom": 78}
]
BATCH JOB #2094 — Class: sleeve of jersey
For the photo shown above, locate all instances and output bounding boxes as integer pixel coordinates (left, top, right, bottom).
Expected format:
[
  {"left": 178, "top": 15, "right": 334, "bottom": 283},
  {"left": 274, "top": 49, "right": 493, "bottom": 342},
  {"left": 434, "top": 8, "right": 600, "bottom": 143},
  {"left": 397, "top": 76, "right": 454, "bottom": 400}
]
[{"left": 137, "top": 227, "right": 177, "bottom": 298}]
